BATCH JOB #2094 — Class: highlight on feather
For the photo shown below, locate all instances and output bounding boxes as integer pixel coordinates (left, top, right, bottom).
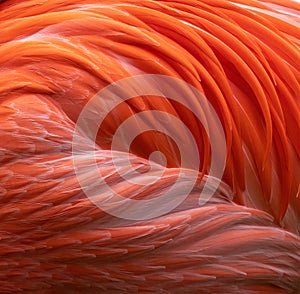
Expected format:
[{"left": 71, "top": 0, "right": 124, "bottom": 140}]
[
  {"left": 72, "top": 74, "right": 228, "bottom": 220},
  {"left": 0, "top": 0, "right": 299, "bottom": 293}
]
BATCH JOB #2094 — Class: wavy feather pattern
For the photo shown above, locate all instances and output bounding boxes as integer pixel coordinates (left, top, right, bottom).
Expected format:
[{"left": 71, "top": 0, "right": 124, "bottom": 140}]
[{"left": 0, "top": 0, "right": 299, "bottom": 293}]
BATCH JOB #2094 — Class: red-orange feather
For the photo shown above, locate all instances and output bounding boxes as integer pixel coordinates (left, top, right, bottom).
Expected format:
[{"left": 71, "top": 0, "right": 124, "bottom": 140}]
[{"left": 0, "top": 0, "right": 299, "bottom": 293}]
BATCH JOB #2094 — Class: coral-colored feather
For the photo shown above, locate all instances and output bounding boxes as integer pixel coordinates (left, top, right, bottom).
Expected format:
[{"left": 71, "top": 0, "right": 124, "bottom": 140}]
[{"left": 0, "top": 0, "right": 299, "bottom": 293}]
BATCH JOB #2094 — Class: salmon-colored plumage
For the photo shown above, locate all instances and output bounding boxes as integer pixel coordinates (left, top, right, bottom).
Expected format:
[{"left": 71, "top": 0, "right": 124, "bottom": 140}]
[{"left": 0, "top": 0, "right": 299, "bottom": 293}]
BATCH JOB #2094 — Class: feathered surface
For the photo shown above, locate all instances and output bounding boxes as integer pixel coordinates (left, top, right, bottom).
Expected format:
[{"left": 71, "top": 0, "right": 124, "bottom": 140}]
[{"left": 0, "top": 0, "right": 299, "bottom": 293}]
